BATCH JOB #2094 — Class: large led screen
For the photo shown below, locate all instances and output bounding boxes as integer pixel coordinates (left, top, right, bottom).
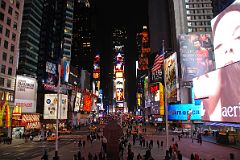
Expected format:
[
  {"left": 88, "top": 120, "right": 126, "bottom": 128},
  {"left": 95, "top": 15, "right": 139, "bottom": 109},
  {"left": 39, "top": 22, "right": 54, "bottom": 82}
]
[
  {"left": 168, "top": 104, "right": 202, "bottom": 121},
  {"left": 179, "top": 34, "right": 214, "bottom": 81},
  {"left": 164, "top": 52, "right": 180, "bottom": 103},
  {"left": 193, "top": 61, "right": 240, "bottom": 122},
  {"left": 211, "top": 0, "right": 240, "bottom": 69}
]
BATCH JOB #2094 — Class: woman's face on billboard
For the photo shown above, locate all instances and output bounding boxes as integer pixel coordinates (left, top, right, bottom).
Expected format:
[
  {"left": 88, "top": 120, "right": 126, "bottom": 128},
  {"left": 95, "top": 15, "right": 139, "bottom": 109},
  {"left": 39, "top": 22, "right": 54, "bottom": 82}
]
[{"left": 214, "top": 11, "right": 240, "bottom": 68}]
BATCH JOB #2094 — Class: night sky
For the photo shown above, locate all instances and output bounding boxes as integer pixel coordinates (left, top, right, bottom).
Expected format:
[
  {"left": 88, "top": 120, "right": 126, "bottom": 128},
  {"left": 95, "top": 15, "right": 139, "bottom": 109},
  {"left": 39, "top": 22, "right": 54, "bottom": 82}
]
[{"left": 94, "top": 0, "right": 148, "bottom": 110}]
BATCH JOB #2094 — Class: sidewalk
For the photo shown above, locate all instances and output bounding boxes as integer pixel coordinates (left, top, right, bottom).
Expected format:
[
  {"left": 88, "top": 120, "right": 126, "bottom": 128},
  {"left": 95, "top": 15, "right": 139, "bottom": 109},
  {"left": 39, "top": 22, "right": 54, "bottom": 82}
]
[{"left": 0, "top": 138, "right": 26, "bottom": 147}]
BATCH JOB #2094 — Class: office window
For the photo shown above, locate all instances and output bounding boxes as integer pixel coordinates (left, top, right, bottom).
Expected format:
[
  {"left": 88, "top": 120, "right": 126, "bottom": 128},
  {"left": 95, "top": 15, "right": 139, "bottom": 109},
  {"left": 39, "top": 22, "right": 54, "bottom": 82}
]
[
  {"left": 2, "top": 52, "right": 7, "bottom": 61},
  {"left": 0, "top": 24, "right": 2, "bottom": 33},
  {"left": 6, "top": 17, "right": 11, "bottom": 26},
  {"left": 8, "top": 67, "right": 12, "bottom": 75},
  {"left": 11, "top": 33, "right": 16, "bottom": 41},
  {"left": 0, "top": 78, "right": 4, "bottom": 87},
  {"left": 14, "top": 11, "right": 19, "bottom": 20},
  {"left": 16, "top": 0, "right": 20, "bottom": 9},
  {"left": 5, "top": 28, "right": 10, "bottom": 38},
  {"left": 7, "top": 79, "right": 11, "bottom": 88},
  {"left": 0, "top": 12, "right": 4, "bottom": 21},
  {"left": 1, "top": 0, "right": 6, "bottom": 10},
  {"left": 10, "top": 44, "right": 14, "bottom": 52},
  {"left": 1, "top": 65, "right": 6, "bottom": 74},
  {"left": 9, "top": 55, "right": 13, "bottom": 64},
  {"left": 4, "top": 40, "right": 8, "bottom": 49},
  {"left": 8, "top": 6, "right": 13, "bottom": 15},
  {"left": 13, "top": 22, "right": 17, "bottom": 30}
]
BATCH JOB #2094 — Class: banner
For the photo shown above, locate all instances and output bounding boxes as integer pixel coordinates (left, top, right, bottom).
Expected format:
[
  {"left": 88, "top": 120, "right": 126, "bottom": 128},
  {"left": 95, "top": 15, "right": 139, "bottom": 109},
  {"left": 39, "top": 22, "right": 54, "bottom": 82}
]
[
  {"left": 164, "top": 52, "right": 180, "bottom": 103},
  {"left": 44, "top": 94, "right": 68, "bottom": 119},
  {"left": 211, "top": 0, "right": 240, "bottom": 69},
  {"left": 15, "top": 75, "right": 37, "bottom": 113},
  {"left": 159, "top": 83, "right": 164, "bottom": 116},
  {"left": 193, "top": 61, "right": 240, "bottom": 122},
  {"left": 179, "top": 34, "right": 214, "bottom": 81},
  {"left": 168, "top": 103, "right": 202, "bottom": 121}
]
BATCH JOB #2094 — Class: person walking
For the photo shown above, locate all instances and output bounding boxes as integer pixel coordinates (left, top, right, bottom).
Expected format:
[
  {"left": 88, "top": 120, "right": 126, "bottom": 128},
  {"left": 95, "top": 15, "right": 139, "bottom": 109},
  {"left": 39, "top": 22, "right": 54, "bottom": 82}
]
[
  {"left": 157, "top": 140, "right": 160, "bottom": 149},
  {"left": 41, "top": 149, "right": 48, "bottom": 160}
]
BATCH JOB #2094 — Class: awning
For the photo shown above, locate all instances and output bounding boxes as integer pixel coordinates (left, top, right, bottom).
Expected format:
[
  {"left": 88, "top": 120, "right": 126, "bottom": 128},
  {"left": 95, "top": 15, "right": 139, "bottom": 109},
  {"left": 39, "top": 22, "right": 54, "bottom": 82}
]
[{"left": 204, "top": 122, "right": 240, "bottom": 128}]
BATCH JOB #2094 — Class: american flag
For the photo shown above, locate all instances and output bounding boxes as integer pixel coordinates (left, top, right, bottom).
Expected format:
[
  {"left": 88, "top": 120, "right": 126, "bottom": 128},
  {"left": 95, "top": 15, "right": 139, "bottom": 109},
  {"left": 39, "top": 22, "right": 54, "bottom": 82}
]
[{"left": 151, "top": 52, "right": 164, "bottom": 73}]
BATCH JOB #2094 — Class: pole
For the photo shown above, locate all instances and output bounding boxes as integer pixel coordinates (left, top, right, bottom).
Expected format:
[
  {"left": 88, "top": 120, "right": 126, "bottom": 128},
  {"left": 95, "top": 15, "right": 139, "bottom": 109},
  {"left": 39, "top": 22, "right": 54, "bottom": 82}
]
[
  {"left": 162, "top": 40, "right": 169, "bottom": 149},
  {"left": 54, "top": 59, "right": 61, "bottom": 160}
]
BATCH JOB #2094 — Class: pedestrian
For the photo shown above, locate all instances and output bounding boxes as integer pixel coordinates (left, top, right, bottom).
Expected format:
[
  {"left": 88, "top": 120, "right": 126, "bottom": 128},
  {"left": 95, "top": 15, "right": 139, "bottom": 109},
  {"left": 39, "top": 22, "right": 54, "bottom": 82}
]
[
  {"left": 78, "top": 151, "right": 81, "bottom": 160},
  {"left": 161, "top": 140, "right": 163, "bottom": 149},
  {"left": 137, "top": 153, "right": 142, "bottom": 160},
  {"left": 94, "top": 154, "right": 98, "bottom": 160},
  {"left": 83, "top": 140, "right": 86, "bottom": 147},
  {"left": 195, "top": 153, "right": 200, "bottom": 160},
  {"left": 73, "top": 154, "right": 77, "bottom": 160},
  {"left": 230, "top": 153, "right": 235, "bottom": 160},
  {"left": 172, "top": 137, "right": 174, "bottom": 143},
  {"left": 41, "top": 149, "right": 48, "bottom": 160},
  {"left": 78, "top": 140, "right": 82, "bottom": 147},
  {"left": 88, "top": 152, "right": 93, "bottom": 160},
  {"left": 146, "top": 141, "right": 148, "bottom": 149},
  {"left": 177, "top": 151, "right": 182, "bottom": 160},
  {"left": 191, "top": 153, "right": 195, "bottom": 160},
  {"left": 178, "top": 134, "right": 181, "bottom": 141},
  {"left": 157, "top": 140, "right": 160, "bottom": 149}
]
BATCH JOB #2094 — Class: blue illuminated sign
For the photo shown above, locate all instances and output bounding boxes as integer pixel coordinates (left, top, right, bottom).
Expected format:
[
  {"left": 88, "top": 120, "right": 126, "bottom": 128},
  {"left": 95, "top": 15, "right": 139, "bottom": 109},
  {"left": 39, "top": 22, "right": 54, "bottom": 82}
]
[{"left": 168, "top": 103, "right": 202, "bottom": 121}]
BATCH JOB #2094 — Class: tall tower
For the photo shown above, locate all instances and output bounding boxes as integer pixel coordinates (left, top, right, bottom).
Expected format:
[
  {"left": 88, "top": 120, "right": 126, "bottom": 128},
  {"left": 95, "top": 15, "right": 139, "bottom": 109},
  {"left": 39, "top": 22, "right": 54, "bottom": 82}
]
[
  {"left": 71, "top": 0, "right": 95, "bottom": 73},
  {"left": 0, "top": 0, "right": 24, "bottom": 105},
  {"left": 37, "top": 0, "right": 74, "bottom": 113},
  {"left": 112, "top": 27, "right": 127, "bottom": 113},
  {"left": 18, "top": 0, "right": 44, "bottom": 77}
]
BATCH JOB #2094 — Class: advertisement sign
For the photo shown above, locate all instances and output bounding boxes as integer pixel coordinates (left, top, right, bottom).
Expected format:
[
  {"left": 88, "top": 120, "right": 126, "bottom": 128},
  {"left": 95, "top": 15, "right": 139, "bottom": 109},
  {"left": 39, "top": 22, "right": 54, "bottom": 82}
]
[
  {"left": 115, "top": 53, "right": 124, "bottom": 72},
  {"left": 116, "top": 78, "right": 124, "bottom": 88},
  {"left": 159, "top": 83, "right": 164, "bottom": 116},
  {"left": 15, "top": 75, "right": 37, "bottom": 113},
  {"left": 211, "top": 0, "right": 240, "bottom": 69},
  {"left": 179, "top": 34, "right": 214, "bottom": 81},
  {"left": 21, "top": 114, "right": 41, "bottom": 129},
  {"left": 74, "top": 92, "right": 82, "bottom": 112},
  {"left": 168, "top": 104, "right": 202, "bottom": 121},
  {"left": 116, "top": 88, "right": 124, "bottom": 102},
  {"left": 44, "top": 94, "right": 68, "bottom": 119},
  {"left": 63, "top": 60, "right": 70, "bottom": 82},
  {"left": 83, "top": 95, "right": 91, "bottom": 112},
  {"left": 46, "top": 61, "right": 58, "bottom": 85},
  {"left": 193, "top": 61, "right": 240, "bottom": 122},
  {"left": 164, "top": 52, "right": 180, "bottom": 103},
  {"left": 93, "top": 54, "right": 100, "bottom": 79}
]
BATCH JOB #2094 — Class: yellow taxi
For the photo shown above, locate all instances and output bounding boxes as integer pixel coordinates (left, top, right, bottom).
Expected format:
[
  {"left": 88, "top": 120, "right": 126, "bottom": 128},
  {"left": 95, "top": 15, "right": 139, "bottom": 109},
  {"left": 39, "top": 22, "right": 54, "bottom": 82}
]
[{"left": 59, "top": 128, "right": 72, "bottom": 134}]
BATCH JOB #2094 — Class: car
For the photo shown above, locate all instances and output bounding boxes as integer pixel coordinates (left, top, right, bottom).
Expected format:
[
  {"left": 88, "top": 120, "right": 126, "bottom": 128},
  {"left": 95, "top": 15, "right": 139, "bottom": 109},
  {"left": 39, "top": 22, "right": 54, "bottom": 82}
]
[
  {"left": 47, "top": 135, "right": 57, "bottom": 141},
  {"left": 59, "top": 128, "right": 72, "bottom": 134},
  {"left": 32, "top": 135, "right": 45, "bottom": 142}
]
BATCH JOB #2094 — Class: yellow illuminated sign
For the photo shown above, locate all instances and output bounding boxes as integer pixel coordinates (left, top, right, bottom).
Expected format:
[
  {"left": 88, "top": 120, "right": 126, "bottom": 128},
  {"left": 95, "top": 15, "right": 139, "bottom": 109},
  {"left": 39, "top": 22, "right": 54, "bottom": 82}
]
[
  {"left": 0, "top": 101, "right": 11, "bottom": 128},
  {"left": 159, "top": 83, "right": 164, "bottom": 115}
]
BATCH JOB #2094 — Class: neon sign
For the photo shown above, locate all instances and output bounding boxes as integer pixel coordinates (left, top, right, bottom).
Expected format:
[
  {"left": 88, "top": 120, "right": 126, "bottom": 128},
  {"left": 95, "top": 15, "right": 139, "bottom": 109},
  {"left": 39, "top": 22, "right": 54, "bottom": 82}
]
[{"left": 0, "top": 100, "right": 11, "bottom": 128}]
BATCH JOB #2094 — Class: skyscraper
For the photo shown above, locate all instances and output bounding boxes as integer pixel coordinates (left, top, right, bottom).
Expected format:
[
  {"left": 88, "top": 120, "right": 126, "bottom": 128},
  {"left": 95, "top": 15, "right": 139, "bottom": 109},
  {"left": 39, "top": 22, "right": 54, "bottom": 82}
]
[
  {"left": 0, "top": 0, "right": 24, "bottom": 105},
  {"left": 18, "top": 0, "right": 44, "bottom": 77},
  {"left": 112, "top": 27, "right": 127, "bottom": 113},
  {"left": 37, "top": 0, "right": 74, "bottom": 113},
  {"left": 71, "top": 0, "right": 95, "bottom": 72}
]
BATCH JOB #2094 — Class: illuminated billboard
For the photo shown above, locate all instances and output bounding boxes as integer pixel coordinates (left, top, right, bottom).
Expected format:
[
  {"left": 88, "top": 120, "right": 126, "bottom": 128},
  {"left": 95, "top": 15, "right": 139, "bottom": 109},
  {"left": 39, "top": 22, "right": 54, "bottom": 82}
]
[
  {"left": 83, "top": 95, "right": 91, "bottom": 112},
  {"left": 211, "top": 0, "right": 240, "bottom": 69},
  {"left": 93, "top": 54, "right": 100, "bottom": 79},
  {"left": 74, "top": 92, "right": 82, "bottom": 112},
  {"left": 179, "top": 34, "right": 214, "bottom": 81},
  {"left": 63, "top": 60, "right": 70, "bottom": 82},
  {"left": 44, "top": 94, "right": 68, "bottom": 119},
  {"left": 193, "top": 61, "right": 240, "bottom": 122},
  {"left": 168, "top": 104, "right": 202, "bottom": 121},
  {"left": 15, "top": 75, "right": 38, "bottom": 113},
  {"left": 45, "top": 61, "right": 58, "bottom": 85},
  {"left": 116, "top": 88, "right": 124, "bottom": 102},
  {"left": 164, "top": 52, "right": 180, "bottom": 103}
]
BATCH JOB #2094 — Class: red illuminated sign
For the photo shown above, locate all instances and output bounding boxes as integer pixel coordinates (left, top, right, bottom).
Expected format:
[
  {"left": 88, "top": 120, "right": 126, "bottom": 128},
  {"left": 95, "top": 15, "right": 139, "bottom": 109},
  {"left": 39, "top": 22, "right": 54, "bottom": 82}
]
[{"left": 150, "top": 84, "right": 159, "bottom": 93}]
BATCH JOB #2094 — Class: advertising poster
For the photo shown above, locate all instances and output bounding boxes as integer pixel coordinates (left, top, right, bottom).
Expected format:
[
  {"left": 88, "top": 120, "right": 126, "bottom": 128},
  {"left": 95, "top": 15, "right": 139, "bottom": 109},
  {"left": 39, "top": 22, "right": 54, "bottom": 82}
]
[
  {"left": 211, "top": 0, "right": 240, "bottom": 69},
  {"left": 15, "top": 75, "right": 38, "bottom": 113},
  {"left": 149, "top": 83, "right": 160, "bottom": 115},
  {"left": 63, "top": 60, "right": 70, "bottom": 82},
  {"left": 45, "top": 61, "right": 58, "bottom": 85},
  {"left": 168, "top": 104, "right": 202, "bottom": 121},
  {"left": 116, "top": 88, "right": 124, "bottom": 102},
  {"left": 74, "top": 92, "right": 82, "bottom": 112},
  {"left": 164, "top": 52, "right": 180, "bottom": 103},
  {"left": 93, "top": 54, "right": 100, "bottom": 79},
  {"left": 179, "top": 34, "right": 214, "bottom": 81},
  {"left": 193, "top": 61, "right": 240, "bottom": 122},
  {"left": 159, "top": 83, "right": 164, "bottom": 116},
  {"left": 83, "top": 95, "right": 91, "bottom": 112},
  {"left": 21, "top": 114, "right": 41, "bottom": 129},
  {"left": 44, "top": 94, "right": 68, "bottom": 119}
]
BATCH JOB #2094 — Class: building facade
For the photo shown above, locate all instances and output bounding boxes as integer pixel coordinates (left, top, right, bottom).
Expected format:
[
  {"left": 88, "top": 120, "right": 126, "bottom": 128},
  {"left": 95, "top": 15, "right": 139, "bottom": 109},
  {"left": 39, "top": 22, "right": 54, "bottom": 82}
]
[
  {"left": 18, "top": 0, "right": 44, "bottom": 77},
  {"left": 0, "top": 0, "right": 24, "bottom": 105}
]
